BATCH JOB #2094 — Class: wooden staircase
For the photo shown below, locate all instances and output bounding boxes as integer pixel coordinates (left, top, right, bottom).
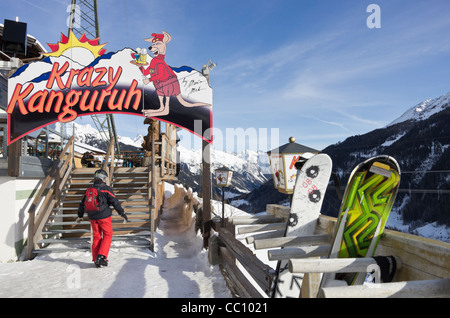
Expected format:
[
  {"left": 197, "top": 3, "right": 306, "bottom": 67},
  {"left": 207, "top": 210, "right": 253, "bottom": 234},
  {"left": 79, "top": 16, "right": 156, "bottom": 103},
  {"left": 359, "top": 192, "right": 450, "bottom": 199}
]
[
  {"left": 34, "top": 167, "right": 153, "bottom": 254},
  {"left": 26, "top": 126, "right": 177, "bottom": 259}
]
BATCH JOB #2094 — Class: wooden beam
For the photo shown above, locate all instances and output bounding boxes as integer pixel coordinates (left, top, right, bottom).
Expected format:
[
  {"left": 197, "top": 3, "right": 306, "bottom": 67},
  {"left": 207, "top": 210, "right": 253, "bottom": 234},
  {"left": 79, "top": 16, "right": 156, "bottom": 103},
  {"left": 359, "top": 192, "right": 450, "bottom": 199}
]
[
  {"left": 315, "top": 214, "right": 450, "bottom": 281},
  {"left": 319, "top": 278, "right": 450, "bottom": 298},
  {"left": 228, "top": 215, "right": 285, "bottom": 225},
  {"left": 265, "top": 204, "right": 290, "bottom": 220},
  {"left": 8, "top": 138, "right": 21, "bottom": 177},
  {"left": 219, "top": 246, "right": 264, "bottom": 298},
  {"left": 267, "top": 245, "right": 330, "bottom": 261},
  {"left": 25, "top": 136, "right": 74, "bottom": 260},
  {"left": 219, "top": 228, "right": 274, "bottom": 295},
  {"left": 289, "top": 257, "right": 401, "bottom": 281},
  {"left": 254, "top": 234, "right": 331, "bottom": 250},
  {"left": 237, "top": 222, "right": 286, "bottom": 235},
  {"left": 245, "top": 230, "right": 285, "bottom": 244}
]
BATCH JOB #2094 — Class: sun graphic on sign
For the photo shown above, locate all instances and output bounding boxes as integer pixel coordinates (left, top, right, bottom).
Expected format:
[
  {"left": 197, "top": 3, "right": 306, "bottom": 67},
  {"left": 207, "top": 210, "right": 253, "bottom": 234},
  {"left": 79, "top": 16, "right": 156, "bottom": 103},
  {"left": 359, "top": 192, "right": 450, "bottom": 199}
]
[{"left": 45, "top": 30, "right": 107, "bottom": 63}]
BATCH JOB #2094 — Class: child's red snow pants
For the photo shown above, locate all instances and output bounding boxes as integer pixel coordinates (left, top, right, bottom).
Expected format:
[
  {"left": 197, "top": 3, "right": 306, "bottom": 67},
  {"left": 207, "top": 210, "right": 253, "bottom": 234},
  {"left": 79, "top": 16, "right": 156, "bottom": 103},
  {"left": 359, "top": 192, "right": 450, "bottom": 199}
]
[{"left": 90, "top": 217, "right": 113, "bottom": 261}]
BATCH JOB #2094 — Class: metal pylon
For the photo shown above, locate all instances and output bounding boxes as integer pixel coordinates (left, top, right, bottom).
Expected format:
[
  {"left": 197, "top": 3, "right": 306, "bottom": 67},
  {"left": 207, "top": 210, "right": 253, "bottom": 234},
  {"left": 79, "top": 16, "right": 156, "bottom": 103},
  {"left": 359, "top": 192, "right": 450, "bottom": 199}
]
[{"left": 68, "top": 0, "right": 120, "bottom": 153}]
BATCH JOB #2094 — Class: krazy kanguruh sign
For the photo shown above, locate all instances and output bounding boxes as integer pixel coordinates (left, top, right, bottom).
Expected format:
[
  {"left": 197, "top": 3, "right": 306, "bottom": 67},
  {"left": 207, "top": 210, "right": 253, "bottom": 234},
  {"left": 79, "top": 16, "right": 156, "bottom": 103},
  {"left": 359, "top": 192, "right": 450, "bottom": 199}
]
[{"left": 6, "top": 31, "right": 212, "bottom": 145}]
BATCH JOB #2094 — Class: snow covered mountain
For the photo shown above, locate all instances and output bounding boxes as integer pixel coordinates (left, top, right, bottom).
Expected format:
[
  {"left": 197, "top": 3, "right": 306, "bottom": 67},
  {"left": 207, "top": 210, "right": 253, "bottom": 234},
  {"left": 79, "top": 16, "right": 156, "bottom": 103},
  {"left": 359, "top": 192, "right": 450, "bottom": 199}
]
[
  {"left": 178, "top": 145, "right": 269, "bottom": 188},
  {"left": 320, "top": 91, "right": 450, "bottom": 239},
  {"left": 54, "top": 121, "right": 145, "bottom": 150},
  {"left": 239, "top": 92, "right": 450, "bottom": 241},
  {"left": 55, "top": 90, "right": 450, "bottom": 241},
  {"left": 388, "top": 92, "right": 450, "bottom": 126},
  {"left": 175, "top": 145, "right": 271, "bottom": 212},
  {"left": 56, "top": 121, "right": 270, "bottom": 206}
]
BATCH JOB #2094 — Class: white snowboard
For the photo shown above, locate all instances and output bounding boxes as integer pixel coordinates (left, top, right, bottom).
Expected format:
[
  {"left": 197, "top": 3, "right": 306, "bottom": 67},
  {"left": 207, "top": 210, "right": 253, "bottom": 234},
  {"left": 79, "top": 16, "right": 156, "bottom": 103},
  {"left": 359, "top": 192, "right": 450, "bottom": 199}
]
[{"left": 273, "top": 153, "right": 332, "bottom": 298}]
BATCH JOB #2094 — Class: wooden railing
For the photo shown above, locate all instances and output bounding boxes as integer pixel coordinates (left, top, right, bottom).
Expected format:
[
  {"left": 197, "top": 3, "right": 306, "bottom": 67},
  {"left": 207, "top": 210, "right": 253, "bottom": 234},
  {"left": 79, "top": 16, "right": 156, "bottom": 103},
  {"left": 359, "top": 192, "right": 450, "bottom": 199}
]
[
  {"left": 26, "top": 136, "right": 74, "bottom": 260},
  {"left": 218, "top": 227, "right": 275, "bottom": 297},
  {"left": 102, "top": 136, "right": 115, "bottom": 185},
  {"left": 214, "top": 204, "right": 450, "bottom": 298}
]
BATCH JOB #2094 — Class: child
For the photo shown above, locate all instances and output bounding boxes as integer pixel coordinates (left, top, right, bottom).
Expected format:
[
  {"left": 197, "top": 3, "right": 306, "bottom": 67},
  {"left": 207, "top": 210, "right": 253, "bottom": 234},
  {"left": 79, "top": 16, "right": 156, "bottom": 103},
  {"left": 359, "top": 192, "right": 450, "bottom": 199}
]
[{"left": 77, "top": 169, "right": 128, "bottom": 267}]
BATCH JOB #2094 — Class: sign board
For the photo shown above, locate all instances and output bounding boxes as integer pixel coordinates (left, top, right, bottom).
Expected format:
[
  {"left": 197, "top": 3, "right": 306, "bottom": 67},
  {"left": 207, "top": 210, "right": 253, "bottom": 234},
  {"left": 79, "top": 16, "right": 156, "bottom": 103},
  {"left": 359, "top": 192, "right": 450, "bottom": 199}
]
[
  {"left": 270, "top": 153, "right": 286, "bottom": 191},
  {"left": 215, "top": 170, "right": 233, "bottom": 187},
  {"left": 269, "top": 152, "right": 315, "bottom": 194}
]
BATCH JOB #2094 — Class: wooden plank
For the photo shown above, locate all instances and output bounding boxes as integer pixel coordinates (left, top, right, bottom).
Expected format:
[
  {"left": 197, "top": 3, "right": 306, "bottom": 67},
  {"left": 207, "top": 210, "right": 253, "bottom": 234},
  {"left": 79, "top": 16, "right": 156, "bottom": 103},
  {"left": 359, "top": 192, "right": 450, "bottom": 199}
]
[
  {"left": 319, "top": 278, "right": 450, "bottom": 298},
  {"left": 28, "top": 136, "right": 74, "bottom": 214},
  {"left": 8, "top": 137, "right": 21, "bottom": 177},
  {"left": 229, "top": 215, "right": 285, "bottom": 225},
  {"left": 267, "top": 245, "right": 330, "bottom": 261},
  {"left": 219, "top": 246, "right": 263, "bottom": 298},
  {"left": 266, "top": 204, "right": 290, "bottom": 220},
  {"left": 220, "top": 228, "right": 274, "bottom": 295},
  {"left": 315, "top": 214, "right": 337, "bottom": 235},
  {"left": 245, "top": 230, "right": 285, "bottom": 244},
  {"left": 34, "top": 187, "right": 55, "bottom": 228},
  {"left": 237, "top": 222, "right": 286, "bottom": 234},
  {"left": 315, "top": 214, "right": 450, "bottom": 282},
  {"left": 254, "top": 234, "right": 331, "bottom": 250},
  {"left": 26, "top": 211, "right": 36, "bottom": 260},
  {"left": 376, "top": 229, "right": 450, "bottom": 281},
  {"left": 300, "top": 272, "right": 322, "bottom": 298},
  {"left": 289, "top": 257, "right": 384, "bottom": 274}
]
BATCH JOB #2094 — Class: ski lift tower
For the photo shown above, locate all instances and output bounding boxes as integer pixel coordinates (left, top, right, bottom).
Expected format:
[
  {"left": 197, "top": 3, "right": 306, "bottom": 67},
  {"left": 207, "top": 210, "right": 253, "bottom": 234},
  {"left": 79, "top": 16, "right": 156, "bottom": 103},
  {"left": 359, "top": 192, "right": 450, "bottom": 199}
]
[{"left": 68, "top": 0, "right": 120, "bottom": 153}]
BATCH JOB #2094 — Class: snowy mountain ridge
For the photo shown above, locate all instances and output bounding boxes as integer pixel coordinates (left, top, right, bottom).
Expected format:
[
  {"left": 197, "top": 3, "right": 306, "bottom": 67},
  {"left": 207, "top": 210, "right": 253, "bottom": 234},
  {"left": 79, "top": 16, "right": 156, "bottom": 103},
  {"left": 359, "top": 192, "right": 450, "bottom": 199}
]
[
  {"left": 55, "top": 121, "right": 270, "bottom": 194},
  {"left": 179, "top": 144, "right": 270, "bottom": 178},
  {"left": 319, "top": 92, "right": 450, "bottom": 241},
  {"left": 388, "top": 91, "right": 450, "bottom": 126},
  {"left": 55, "top": 121, "right": 145, "bottom": 149}
]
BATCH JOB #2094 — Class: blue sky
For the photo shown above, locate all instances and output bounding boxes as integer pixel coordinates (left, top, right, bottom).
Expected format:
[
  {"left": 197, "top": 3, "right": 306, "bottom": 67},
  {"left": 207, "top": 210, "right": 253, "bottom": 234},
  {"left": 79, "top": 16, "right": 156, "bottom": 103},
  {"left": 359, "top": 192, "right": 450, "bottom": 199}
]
[{"left": 3, "top": 0, "right": 450, "bottom": 152}]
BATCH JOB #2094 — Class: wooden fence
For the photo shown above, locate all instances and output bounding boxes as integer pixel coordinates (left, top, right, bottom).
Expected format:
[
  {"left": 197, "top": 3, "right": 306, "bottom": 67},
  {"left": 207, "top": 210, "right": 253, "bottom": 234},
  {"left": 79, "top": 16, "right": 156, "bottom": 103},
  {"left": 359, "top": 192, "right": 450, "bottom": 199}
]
[
  {"left": 26, "top": 136, "right": 75, "bottom": 260},
  {"left": 212, "top": 205, "right": 450, "bottom": 298}
]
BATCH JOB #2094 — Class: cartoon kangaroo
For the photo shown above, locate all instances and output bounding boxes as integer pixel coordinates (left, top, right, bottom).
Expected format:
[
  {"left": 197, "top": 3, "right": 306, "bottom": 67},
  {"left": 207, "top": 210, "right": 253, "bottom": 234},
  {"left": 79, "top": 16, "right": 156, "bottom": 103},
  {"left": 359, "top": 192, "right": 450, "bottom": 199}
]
[{"left": 138, "top": 31, "right": 210, "bottom": 117}]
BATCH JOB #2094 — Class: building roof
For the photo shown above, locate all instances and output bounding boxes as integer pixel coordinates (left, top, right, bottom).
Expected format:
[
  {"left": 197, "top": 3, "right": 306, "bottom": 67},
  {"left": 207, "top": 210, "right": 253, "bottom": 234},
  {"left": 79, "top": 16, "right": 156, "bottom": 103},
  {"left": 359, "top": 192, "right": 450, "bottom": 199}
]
[
  {"left": 267, "top": 137, "right": 320, "bottom": 155},
  {"left": 0, "top": 22, "right": 47, "bottom": 62}
]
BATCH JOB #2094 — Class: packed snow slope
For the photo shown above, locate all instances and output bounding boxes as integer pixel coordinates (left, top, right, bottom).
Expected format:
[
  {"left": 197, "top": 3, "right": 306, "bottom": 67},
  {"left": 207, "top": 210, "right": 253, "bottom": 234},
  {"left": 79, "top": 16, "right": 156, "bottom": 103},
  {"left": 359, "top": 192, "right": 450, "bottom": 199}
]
[{"left": 0, "top": 184, "right": 232, "bottom": 298}]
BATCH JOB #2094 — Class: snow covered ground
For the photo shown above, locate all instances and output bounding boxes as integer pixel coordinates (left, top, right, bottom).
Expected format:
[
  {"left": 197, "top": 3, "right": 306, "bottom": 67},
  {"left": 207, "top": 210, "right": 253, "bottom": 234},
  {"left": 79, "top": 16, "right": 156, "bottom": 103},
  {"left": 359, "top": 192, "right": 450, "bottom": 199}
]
[
  {"left": 0, "top": 228, "right": 232, "bottom": 298},
  {"left": 0, "top": 183, "right": 275, "bottom": 299},
  {"left": 0, "top": 181, "right": 447, "bottom": 299},
  {"left": 0, "top": 184, "right": 233, "bottom": 298}
]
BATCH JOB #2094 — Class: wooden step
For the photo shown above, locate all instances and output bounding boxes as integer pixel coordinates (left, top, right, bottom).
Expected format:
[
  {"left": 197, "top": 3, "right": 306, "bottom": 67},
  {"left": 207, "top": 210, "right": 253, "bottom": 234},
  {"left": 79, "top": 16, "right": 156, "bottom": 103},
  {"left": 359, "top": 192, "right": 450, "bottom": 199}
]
[
  {"left": 112, "top": 179, "right": 148, "bottom": 185},
  {"left": 63, "top": 193, "right": 148, "bottom": 199},
  {"left": 33, "top": 243, "right": 151, "bottom": 254},
  {"left": 47, "top": 219, "right": 150, "bottom": 227},
  {"left": 113, "top": 167, "right": 149, "bottom": 173},
  {"left": 35, "top": 235, "right": 151, "bottom": 253},
  {"left": 50, "top": 211, "right": 151, "bottom": 220},
  {"left": 54, "top": 205, "right": 150, "bottom": 212},
  {"left": 59, "top": 197, "right": 148, "bottom": 205},
  {"left": 52, "top": 226, "right": 151, "bottom": 235},
  {"left": 41, "top": 165, "right": 157, "bottom": 243}
]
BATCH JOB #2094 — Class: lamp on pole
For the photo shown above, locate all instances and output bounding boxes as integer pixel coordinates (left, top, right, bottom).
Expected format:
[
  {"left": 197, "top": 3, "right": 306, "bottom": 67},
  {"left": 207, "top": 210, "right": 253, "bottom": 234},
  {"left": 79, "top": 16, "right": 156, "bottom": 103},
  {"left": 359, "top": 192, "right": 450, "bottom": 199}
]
[
  {"left": 267, "top": 137, "right": 319, "bottom": 204},
  {"left": 214, "top": 166, "right": 233, "bottom": 227}
]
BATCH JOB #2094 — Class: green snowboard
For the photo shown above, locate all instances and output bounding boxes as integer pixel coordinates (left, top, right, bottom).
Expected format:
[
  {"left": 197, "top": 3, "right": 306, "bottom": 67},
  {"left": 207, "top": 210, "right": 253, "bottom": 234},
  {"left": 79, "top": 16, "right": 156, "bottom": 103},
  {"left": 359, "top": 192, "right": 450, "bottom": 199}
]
[{"left": 326, "top": 155, "right": 401, "bottom": 285}]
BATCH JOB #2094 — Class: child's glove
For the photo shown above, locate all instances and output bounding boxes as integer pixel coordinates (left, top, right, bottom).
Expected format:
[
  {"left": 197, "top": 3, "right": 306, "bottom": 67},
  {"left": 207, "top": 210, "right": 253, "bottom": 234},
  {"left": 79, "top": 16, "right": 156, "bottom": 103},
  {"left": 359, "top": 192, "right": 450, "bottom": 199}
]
[{"left": 76, "top": 217, "right": 83, "bottom": 224}]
